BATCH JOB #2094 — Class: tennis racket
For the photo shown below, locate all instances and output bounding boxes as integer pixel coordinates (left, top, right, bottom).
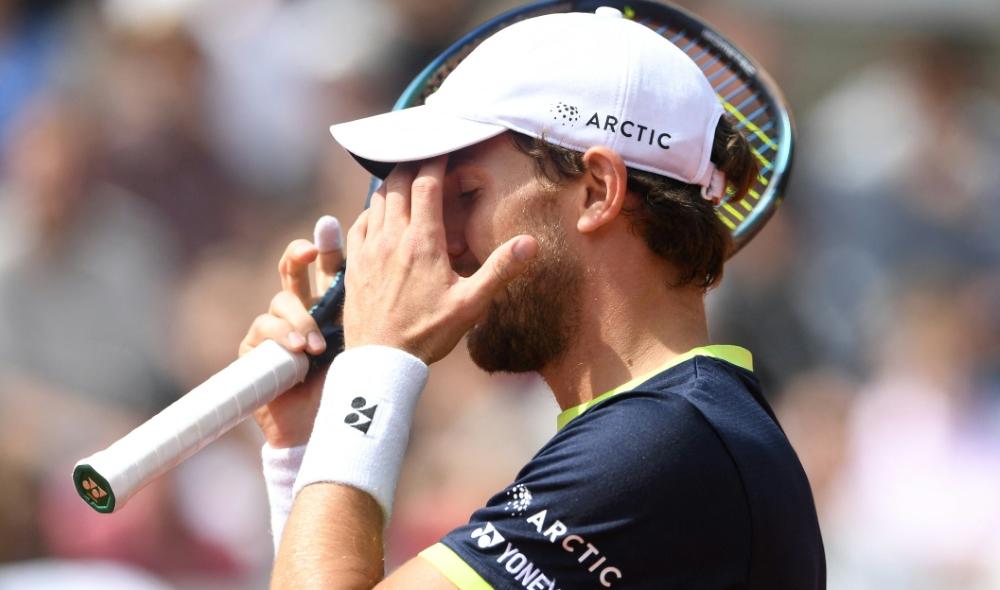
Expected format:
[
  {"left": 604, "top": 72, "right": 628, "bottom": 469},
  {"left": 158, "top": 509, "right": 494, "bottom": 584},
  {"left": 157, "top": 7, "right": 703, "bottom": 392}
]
[
  {"left": 73, "top": 238, "right": 347, "bottom": 514},
  {"left": 74, "top": 0, "right": 793, "bottom": 513}
]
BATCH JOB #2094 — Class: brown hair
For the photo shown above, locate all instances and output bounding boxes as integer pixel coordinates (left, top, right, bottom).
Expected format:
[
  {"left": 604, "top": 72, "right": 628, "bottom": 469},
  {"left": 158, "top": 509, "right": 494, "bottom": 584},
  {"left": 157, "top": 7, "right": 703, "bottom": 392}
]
[{"left": 510, "top": 114, "right": 758, "bottom": 290}]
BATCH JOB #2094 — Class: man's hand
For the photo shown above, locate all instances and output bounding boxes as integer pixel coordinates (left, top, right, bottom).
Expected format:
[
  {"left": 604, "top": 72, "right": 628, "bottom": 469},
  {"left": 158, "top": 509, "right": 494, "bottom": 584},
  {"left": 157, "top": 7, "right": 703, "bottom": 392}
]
[
  {"left": 239, "top": 219, "right": 344, "bottom": 448},
  {"left": 343, "top": 157, "right": 538, "bottom": 364}
]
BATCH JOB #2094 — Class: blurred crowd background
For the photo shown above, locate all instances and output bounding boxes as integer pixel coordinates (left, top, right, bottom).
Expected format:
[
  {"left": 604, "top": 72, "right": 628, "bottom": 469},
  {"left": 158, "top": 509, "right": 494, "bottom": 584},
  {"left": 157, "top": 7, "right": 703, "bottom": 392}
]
[{"left": 0, "top": 0, "right": 998, "bottom": 588}]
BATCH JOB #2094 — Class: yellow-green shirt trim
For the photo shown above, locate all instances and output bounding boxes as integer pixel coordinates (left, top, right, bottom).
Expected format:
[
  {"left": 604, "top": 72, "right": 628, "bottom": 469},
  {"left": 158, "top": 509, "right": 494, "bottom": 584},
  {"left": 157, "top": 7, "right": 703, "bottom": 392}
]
[
  {"left": 555, "top": 345, "right": 753, "bottom": 431},
  {"left": 419, "top": 543, "right": 494, "bottom": 590}
]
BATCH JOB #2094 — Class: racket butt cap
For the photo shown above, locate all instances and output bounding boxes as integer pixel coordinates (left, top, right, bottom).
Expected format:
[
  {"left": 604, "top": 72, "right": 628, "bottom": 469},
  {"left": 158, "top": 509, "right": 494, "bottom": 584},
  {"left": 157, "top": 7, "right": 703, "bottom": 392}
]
[{"left": 73, "top": 463, "right": 116, "bottom": 513}]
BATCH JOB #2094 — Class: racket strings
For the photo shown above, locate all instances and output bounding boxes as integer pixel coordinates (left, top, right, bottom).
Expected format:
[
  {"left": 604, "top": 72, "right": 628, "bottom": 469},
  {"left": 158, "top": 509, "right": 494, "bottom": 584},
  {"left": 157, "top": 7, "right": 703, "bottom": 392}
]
[
  {"left": 634, "top": 15, "right": 784, "bottom": 230},
  {"left": 642, "top": 22, "right": 778, "bottom": 229}
]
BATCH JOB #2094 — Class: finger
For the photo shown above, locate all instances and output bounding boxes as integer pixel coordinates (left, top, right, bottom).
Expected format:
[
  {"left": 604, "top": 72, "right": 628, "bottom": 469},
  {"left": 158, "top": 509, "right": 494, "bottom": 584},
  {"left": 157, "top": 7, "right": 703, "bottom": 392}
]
[
  {"left": 278, "top": 239, "right": 319, "bottom": 303},
  {"left": 239, "top": 314, "right": 300, "bottom": 357},
  {"left": 384, "top": 166, "right": 415, "bottom": 230},
  {"left": 269, "top": 291, "right": 326, "bottom": 355},
  {"left": 410, "top": 156, "right": 447, "bottom": 236},
  {"left": 373, "top": 164, "right": 417, "bottom": 237},
  {"left": 313, "top": 215, "right": 344, "bottom": 293},
  {"left": 367, "top": 182, "right": 387, "bottom": 237},
  {"left": 346, "top": 209, "right": 369, "bottom": 260},
  {"left": 458, "top": 234, "right": 539, "bottom": 311}
]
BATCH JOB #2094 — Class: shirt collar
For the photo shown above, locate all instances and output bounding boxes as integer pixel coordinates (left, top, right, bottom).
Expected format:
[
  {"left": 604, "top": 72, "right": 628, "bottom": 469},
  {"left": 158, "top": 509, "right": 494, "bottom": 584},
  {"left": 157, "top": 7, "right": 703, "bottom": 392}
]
[{"left": 555, "top": 345, "right": 753, "bottom": 431}]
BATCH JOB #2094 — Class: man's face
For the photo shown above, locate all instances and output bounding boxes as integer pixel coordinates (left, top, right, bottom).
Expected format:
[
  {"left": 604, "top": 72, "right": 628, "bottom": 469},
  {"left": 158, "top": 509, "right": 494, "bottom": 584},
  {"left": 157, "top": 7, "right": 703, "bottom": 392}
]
[{"left": 440, "top": 134, "right": 583, "bottom": 373}]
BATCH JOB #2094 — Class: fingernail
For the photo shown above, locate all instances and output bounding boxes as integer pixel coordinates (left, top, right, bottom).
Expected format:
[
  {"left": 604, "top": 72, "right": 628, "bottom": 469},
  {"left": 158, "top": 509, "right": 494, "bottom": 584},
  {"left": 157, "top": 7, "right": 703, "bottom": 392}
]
[
  {"left": 513, "top": 237, "right": 538, "bottom": 262},
  {"left": 314, "top": 215, "right": 342, "bottom": 253},
  {"left": 288, "top": 331, "right": 306, "bottom": 348},
  {"left": 307, "top": 331, "right": 326, "bottom": 352}
]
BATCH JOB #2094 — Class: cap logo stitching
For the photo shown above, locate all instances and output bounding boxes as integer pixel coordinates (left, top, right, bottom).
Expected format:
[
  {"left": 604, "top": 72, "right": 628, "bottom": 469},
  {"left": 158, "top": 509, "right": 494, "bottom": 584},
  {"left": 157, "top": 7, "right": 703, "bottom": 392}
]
[
  {"left": 550, "top": 102, "right": 581, "bottom": 126},
  {"left": 584, "top": 112, "right": 672, "bottom": 150},
  {"left": 550, "top": 102, "right": 672, "bottom": 150}
]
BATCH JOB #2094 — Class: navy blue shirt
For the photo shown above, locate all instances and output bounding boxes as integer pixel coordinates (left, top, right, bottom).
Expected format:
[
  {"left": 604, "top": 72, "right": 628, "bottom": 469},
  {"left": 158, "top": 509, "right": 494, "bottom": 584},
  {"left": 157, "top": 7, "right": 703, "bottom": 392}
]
[{"left": 421, "top": 347, "right": 826, "bottom": 589}]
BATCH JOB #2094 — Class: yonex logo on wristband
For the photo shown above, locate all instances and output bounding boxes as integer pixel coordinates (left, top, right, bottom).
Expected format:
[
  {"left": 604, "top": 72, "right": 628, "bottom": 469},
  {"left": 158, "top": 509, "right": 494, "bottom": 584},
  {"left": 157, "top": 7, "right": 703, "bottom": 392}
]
[{"left": 344, "top": 396, "right": 378, "bottom": 434}]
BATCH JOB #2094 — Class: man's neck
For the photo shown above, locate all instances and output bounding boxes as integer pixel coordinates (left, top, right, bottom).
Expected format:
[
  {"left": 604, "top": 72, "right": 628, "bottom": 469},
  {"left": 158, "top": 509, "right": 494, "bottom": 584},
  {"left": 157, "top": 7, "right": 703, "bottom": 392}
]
[{"left": 539, "top": 276, "right": 710, "bottom": 412}]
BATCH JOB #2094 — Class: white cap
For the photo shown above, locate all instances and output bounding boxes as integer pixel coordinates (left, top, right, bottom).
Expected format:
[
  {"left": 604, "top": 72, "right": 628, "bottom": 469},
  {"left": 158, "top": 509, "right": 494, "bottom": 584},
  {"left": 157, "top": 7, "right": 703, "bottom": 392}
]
[{"left": 331, "top": 7, "right": 726, "bottom": 197}]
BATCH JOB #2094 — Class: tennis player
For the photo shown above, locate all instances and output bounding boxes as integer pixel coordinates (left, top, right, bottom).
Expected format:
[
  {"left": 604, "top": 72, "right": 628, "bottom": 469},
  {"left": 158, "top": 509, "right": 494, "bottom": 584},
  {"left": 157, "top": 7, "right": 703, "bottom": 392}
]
[{"left": 240, "top": 7, "right": 825, "bottom": 589}]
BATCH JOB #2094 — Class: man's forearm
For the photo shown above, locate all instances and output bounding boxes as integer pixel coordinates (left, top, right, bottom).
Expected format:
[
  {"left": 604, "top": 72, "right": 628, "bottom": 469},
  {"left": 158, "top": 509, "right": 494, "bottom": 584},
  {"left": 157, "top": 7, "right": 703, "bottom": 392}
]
[
  {"left": 270, "top": 346, "right": 428, "bottom": 587},
  {"left": 272, "top": 483, "right": 385, "bottom": 589}
]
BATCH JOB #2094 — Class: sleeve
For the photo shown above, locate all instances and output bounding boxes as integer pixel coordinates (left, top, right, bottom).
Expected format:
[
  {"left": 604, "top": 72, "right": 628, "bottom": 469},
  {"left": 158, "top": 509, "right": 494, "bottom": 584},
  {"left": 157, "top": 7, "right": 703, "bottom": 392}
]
[
  {"left": 261, "top": 443, "right": 305, "bottom": 554},
  {"left": 420, "top": 393, "right": 753, "bottom": 590}
]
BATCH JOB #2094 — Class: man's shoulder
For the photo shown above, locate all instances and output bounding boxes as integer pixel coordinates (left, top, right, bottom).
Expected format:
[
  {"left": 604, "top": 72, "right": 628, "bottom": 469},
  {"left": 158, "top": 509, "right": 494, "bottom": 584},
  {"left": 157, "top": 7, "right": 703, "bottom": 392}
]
[
  {"left": 432, "top": 356, "right": 824, "bottom": 590},
  {"left": 434, "top": 370, "right": 754, "bottom": 590},
  {"left": 544, "top": 387, "right": 725, "bottom": 466},
  {"left": 514, "top": 380, "right": 748, "bottom": 525}
]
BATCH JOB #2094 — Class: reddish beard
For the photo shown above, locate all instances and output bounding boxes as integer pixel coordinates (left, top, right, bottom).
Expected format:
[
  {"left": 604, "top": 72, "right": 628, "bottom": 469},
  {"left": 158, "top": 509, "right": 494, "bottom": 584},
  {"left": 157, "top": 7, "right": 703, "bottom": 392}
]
[{"left": 466, "top": 213, "right": 582, "bottom": 373}]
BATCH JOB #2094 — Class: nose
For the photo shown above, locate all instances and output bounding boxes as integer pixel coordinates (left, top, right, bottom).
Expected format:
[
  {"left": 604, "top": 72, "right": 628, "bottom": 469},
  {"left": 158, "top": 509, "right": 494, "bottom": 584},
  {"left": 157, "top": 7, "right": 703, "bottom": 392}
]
[
  {"left": 442, "top": 186, "right": 468, "bottom": 256},
  {"left": 446, "top": 224, "right": 476, "bottom": 277},
  {"left": 446, "top": 229, "right": 467, "bottom": 257},
  {"left": 442, "top": 188, "right": 476, "bottom": 275}
]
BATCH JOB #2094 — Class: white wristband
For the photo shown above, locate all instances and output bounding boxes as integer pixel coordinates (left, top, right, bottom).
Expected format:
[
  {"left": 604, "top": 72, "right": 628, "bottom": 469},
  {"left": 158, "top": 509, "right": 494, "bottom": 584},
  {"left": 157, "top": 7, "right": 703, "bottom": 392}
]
[
  {"left": 261, "top": 443, "right": 305, "bottom": 554},
  {"left": 293, "top": 345, "right": 428, "bottom": 521}
]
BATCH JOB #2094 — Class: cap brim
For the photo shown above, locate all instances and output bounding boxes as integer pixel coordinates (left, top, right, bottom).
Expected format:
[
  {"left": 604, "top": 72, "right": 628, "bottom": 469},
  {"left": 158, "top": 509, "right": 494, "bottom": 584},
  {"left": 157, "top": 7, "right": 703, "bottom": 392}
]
[{"left": 330, "top": 105, "right": 507, "bottom": 179}]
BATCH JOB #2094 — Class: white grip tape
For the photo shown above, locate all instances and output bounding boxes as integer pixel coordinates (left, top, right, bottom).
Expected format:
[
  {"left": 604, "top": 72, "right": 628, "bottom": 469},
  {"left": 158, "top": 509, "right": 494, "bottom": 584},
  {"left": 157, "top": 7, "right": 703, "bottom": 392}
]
[
  {"left": 294, "top": 345, "right": 428, "bottom": 521},
  {"left": 75, "top": 340, "right": 309, "bottom": 511}
]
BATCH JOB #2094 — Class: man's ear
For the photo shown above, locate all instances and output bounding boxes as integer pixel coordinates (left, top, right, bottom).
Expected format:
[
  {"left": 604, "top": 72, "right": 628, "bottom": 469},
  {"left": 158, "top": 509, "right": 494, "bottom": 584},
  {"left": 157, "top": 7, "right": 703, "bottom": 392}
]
[{"left": 578, "top": 146, "right": 628, "bottom": 234}]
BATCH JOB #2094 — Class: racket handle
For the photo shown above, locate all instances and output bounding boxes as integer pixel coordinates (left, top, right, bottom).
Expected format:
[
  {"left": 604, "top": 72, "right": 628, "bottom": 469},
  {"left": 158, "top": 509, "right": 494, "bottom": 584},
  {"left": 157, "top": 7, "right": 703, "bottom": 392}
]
[
  {"left": 73, "top": 340, "right": 309, "bottom": 513},
  {"left": 74, "top": 268, "right": 347, "bottom": 513}
]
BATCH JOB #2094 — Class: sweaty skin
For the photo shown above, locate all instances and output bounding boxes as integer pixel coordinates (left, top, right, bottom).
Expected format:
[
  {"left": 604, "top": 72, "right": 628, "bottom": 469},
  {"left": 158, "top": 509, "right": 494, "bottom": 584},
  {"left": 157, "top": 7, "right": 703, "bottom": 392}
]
[{"left": 241, "top": 134, "right": 711, "bottom": 588}]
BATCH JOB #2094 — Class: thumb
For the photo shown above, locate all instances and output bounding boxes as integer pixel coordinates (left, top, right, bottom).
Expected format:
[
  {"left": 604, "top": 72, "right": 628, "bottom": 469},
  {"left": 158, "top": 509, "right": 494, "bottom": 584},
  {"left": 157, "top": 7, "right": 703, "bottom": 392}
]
[{"left": 461, "top": 234, "right": 538, "bottom": 305}]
